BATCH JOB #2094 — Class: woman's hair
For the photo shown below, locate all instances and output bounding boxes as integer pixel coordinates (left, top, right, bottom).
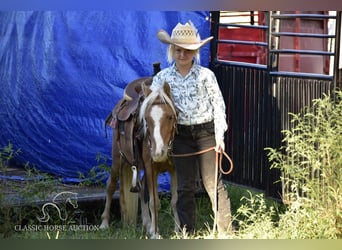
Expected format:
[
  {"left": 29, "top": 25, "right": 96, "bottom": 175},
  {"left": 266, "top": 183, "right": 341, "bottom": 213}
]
[{"left": 167, "top": 44, "right": 201, "bottom": 65}]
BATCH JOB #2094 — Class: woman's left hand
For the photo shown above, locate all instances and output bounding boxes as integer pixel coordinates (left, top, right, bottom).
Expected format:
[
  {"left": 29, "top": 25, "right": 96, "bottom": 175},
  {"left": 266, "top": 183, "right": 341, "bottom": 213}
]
[{"left": 215, "top": 140, "right": 225, "bottom": 152}]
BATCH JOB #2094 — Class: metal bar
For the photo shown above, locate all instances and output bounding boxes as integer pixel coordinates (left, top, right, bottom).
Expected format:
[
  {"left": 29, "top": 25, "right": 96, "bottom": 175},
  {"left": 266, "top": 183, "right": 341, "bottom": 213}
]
[
  {"left": 215, "top": 59, "right": 267, "bottom": 70},
  {"left": 333, "top": 11, "right": 341, "bottom": 94},
  {"left": 219, "top": 23, "right": 268, "bottom": 29},
  {"left": 217, "top": 39, "right": 268, "bottom": 47},
  {"left": 271, "top": 14, "right": 336, "bottom": 19},
  {"left": 220, "top": 11, "right": 255, "bottom": 18},
  {"left": 210, "top": 11, "right": 220, "bottom": 64},
  {"left": 268, "top": 11, "right": 280, "bottom": 72},
  {"left": 251, "top": 11, "right": 255, "bottom": 25},
  {"left": 269, "top": 71, "right": 334, "bottom": 80},
  {"left": 267, "top": 11, "right": 272, "bottom": 72},
  {"left": 270, "top": 49, "right": 334, "bottom": 56},
  {"left": 295, "top": 12, "right": 300, "bottom": 72},
  {"left": 272, "top": 32, "right": 335, "bottom": 38}
]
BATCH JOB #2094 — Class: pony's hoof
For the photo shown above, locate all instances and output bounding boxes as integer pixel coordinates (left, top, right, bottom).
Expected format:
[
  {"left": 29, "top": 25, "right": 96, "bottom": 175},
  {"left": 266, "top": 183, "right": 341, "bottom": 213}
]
[
  {"left": 150, "top": 233, "right": 162, "bottom": 239},
  {"left": 99, "top": 222, "right": 109, "bottom": 230}
]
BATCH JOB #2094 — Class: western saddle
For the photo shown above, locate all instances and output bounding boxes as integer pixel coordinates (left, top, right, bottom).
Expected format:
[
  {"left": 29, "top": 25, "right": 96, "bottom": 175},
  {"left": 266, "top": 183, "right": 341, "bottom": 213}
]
[{"left": 104, "top": 63, "right": 160, "bottom": 192}]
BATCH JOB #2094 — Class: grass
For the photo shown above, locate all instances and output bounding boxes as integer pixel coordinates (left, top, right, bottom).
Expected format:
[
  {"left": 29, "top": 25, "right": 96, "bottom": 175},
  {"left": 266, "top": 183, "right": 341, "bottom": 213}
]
[{"left": 1, "top": 176, "right": 275, "bottom": 239}]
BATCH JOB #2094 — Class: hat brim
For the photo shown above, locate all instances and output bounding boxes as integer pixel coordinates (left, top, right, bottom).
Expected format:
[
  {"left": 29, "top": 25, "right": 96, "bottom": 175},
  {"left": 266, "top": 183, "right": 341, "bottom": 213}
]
[{"left": 157, "top": 29, "right": 213, "bottom": 50}]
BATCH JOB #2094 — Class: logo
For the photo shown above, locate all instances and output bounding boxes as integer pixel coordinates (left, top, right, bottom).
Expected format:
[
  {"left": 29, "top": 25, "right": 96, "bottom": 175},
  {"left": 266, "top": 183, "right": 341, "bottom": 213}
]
[
  {"left": 14, "top": 191, "right": 100, "bottom": 234},
  {"left": 37, "top": 191, "right": 78, "bottom": 223}
]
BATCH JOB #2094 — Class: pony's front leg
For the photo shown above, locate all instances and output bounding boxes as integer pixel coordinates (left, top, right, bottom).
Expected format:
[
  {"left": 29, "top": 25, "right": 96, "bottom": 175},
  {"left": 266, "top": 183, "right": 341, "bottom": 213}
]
[
  {"left": 139, "top": 176, "right": 152, "bottom": 233},
  {"left": 144, "top": 161, "right": 161, "bottom": 239},
  {"left": 169, "top": 166, "right": 180, "bottom": 232}
]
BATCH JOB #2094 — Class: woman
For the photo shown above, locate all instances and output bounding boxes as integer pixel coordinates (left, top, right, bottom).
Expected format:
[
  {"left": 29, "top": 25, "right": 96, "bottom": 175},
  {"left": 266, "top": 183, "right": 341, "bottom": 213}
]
[{"left": 150, "top": 21, "right": 233, "bottom": 236}]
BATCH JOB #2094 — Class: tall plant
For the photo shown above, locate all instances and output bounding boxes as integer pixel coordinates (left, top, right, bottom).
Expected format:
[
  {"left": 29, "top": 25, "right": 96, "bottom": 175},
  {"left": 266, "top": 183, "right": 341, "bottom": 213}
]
[{"left": 267, "top": 91, "right": 342, "bottom": 238}]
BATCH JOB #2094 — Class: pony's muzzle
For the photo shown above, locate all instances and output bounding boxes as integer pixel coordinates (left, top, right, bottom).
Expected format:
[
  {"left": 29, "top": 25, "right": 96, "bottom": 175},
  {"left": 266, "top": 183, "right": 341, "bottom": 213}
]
[{"left": 151, "top": 148, "right": 169, "bottom": 162}]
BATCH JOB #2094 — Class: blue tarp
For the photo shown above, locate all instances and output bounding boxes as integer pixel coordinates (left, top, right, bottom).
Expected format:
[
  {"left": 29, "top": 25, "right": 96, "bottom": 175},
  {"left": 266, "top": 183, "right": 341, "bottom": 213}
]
[{"left": 0, "top": 11, "right": 211, "bottom": 187}]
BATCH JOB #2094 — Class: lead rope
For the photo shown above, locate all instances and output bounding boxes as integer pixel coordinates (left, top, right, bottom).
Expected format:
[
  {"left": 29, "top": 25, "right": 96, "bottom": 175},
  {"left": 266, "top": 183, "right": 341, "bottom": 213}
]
[
  {"left": 171, "top": 147, "right": 233, "bottom": 236},
  {"left": 171, "top": 146, "right": 233, "bottom": 175},
  {"left": 213, "top": 150, "right": 219, "bottom": 236}
]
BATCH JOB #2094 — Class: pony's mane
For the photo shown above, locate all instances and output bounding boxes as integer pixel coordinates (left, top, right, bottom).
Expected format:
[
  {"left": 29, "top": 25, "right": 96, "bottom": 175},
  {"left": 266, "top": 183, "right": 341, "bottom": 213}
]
[{"left": 139, "top": 85, "right": 177, "bottom": 133}]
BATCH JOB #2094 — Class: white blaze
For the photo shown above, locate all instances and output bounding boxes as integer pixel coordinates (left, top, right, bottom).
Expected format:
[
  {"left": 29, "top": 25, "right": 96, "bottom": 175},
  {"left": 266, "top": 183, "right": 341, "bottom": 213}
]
[{"left": 150, "top": 105, "right": 164, "bottom": 156}]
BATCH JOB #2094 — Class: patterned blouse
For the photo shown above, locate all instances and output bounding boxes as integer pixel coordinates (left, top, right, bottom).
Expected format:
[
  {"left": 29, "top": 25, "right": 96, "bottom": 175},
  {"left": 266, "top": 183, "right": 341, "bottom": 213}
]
[{"left": 150, "top": 63, "right": 227, "bottom": 144}]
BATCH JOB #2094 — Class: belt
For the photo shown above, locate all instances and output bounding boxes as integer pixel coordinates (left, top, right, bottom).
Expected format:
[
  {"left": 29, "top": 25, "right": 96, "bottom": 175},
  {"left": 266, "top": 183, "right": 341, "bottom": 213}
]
[{"left": 177, "top": 121, "right": 214, "bottom": 131}]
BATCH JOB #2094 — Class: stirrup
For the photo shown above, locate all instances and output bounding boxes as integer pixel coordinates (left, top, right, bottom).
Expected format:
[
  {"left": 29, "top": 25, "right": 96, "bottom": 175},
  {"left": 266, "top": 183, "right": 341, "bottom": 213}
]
[{"left": 130, "top": 165, "right": 141, "bottom": 192}]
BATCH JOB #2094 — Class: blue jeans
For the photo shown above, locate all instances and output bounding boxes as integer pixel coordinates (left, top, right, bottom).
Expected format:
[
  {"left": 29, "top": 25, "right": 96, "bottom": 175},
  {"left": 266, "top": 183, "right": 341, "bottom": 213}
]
[{"left": 172, "top": 121, "right": 232, "bottom": 233}]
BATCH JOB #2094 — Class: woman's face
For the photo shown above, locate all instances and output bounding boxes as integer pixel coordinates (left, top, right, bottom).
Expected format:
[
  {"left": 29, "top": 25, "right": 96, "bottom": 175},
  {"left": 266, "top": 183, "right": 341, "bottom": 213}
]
[{"left": 173, "top": 45, "right": 196, "bottom": 67}]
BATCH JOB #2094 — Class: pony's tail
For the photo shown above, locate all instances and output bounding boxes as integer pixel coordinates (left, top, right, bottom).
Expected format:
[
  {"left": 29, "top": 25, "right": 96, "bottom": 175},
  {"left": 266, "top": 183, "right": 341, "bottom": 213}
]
[{"left": 120, "top": 165, "right": 139, "bottom": 226}]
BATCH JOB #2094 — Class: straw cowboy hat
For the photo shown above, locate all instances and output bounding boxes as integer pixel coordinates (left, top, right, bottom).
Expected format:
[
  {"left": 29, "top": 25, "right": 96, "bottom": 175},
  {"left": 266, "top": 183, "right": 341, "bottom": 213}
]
[{"left": 157, "top": 21, "right": 213, "bottom": 50}]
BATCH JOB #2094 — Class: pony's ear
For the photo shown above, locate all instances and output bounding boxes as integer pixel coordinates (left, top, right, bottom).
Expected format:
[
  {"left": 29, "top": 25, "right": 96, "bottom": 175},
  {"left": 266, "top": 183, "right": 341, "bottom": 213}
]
[
  {"left": 142, "top": 81, "right": 152, "bottom": 97},
  {"left": 163, "top": 82, "right": 171, "bottom": 97}
]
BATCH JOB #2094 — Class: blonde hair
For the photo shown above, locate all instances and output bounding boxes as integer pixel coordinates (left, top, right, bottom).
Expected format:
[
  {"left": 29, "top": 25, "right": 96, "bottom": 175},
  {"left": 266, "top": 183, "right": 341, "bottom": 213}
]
[{"left": 166, "top": 44, "right": 201, "bottom": 65}]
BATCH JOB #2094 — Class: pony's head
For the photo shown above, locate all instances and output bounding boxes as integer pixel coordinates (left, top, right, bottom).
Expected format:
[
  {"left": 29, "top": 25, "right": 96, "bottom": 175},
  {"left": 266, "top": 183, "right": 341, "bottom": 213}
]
[{"left": 139, "top": 82, "right": 177, "bottom": 162}]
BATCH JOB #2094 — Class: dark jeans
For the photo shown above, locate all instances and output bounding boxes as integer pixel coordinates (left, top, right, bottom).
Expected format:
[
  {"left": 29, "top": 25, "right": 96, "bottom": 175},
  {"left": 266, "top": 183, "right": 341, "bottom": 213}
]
[{"left": 172, "top": 121, "right": 232, "bottom": 234}]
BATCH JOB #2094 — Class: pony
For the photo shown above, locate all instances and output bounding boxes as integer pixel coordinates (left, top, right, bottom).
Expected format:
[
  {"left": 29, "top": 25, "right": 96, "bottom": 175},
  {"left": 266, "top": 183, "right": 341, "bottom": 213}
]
[
  {"left": 100, "top": 78, "right": 179, "bottom": 239},
  {"left": 138, "top": 81, "right": 180, "bottom": 238}
]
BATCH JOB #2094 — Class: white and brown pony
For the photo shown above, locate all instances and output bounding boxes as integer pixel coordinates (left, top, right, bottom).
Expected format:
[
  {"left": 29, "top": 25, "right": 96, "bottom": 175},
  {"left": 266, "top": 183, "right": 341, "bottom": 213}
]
[{"left": 100, "top": 78, "right": 179, "bottom": 239}]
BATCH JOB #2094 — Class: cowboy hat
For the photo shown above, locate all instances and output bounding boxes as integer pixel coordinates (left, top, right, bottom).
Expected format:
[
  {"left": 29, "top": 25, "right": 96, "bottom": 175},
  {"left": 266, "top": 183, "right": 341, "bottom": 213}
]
[{"left": 157, "top": 21, "right": 213, "bottom": 50}]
